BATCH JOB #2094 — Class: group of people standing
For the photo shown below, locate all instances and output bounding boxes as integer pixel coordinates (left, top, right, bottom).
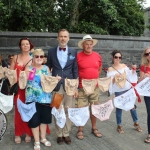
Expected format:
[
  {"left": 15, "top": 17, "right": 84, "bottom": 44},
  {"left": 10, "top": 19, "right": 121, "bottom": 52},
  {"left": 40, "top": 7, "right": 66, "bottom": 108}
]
[{"left": 7, "top": 29, "right": 150, "bottom": 150}]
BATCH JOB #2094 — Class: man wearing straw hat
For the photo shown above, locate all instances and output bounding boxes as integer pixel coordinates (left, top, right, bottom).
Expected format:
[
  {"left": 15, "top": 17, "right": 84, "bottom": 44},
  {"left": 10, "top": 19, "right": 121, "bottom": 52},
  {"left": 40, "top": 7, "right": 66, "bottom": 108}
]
[{"left": 76, "top": 35, "right": 102, "bottom": 139}]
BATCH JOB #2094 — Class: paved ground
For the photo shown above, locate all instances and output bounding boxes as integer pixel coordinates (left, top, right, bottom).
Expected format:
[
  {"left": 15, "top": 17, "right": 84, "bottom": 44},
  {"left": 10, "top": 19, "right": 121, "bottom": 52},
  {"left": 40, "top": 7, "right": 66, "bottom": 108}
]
[{"left": 1, "top": 91, "right": 150, "bottom": 150}]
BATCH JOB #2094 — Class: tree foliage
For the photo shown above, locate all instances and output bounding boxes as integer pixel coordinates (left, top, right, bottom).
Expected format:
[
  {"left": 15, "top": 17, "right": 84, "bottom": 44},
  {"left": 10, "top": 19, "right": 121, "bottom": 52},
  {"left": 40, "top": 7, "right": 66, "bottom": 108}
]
[{"left": 0, "top": 0, "right": 146, "bottom": 36}]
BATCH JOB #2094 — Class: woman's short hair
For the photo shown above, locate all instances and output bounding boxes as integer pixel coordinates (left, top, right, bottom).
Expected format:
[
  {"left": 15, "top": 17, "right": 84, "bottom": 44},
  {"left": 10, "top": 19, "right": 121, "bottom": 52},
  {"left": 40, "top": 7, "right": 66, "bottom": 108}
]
[
  {"left": 33, "top": 49, "right": 44, "bottom": 56},
  {"left": 141, "top": 47, "right": 150, "bottom": 65},
  {"left": 19, "top": 38, "right": 34, "bottom": 50}
]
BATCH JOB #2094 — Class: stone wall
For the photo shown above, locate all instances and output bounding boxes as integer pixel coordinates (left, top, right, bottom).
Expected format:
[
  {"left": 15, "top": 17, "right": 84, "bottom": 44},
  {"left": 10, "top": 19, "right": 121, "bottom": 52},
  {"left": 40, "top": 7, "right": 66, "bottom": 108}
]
[
  {"left": 1, "top": 32, "right": 150, "bottom": 68},
  {"left": 144, "top": 7, "right": 150, "bottom": 37}
]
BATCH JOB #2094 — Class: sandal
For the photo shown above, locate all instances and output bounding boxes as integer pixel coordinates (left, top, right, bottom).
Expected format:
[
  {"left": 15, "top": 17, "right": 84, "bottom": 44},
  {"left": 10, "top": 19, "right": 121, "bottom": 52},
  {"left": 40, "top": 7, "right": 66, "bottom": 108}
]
[
  {"left": 144, "top": 136, "right": 150, "bottom": 143},
  {"left": 25, "top": 136, "right": 31, "bottom": 143},
  {"left": 91, "top": 129, "right": 102, "bottom": 138},
  {"left": 34, "top": 142, "right": 40, "bottom": 150},
  {"left": 40, "top": 139, "right": 51, "bottom": 146},
  {"left": 134, "top": 123, "right": 142, "bottom": 132},
  {"left": 117, "top": 125, "right": 124, "bottom": 134},
  {"left": 15, "top": 136, "right": 21, "bottom": 144},
  {"left": 76, "top": 130, "right": 84, "bottom": 140}
]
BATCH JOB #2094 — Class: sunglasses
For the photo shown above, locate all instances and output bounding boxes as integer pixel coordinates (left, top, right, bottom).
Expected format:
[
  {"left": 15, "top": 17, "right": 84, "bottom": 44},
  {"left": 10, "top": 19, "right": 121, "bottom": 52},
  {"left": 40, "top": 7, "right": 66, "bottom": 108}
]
[
  {"left": 114, "top": 56, "right": 122, "bottom": 59},
  {"left": 145, "top": 52, "right": 150, "bottom": 56},
  {"left": 35, "top": 55, "right": 44, "bottom": 59}
]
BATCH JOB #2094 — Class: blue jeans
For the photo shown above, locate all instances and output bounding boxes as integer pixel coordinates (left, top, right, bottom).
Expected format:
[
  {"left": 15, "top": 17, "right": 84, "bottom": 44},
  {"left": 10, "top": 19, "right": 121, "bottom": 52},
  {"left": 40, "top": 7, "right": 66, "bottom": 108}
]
[
  {"left": 144, "top": 96, "right": 150, "bottom": 134},
  {"left": 115, "top": 91, "right": 138, "bottom": 125}
]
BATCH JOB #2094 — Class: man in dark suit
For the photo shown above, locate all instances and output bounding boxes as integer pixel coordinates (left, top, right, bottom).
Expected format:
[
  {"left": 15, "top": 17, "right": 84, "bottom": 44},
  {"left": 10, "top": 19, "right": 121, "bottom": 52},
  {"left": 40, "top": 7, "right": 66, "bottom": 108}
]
[{"left": 47, "top": 29, "right": 78, "bottom": 145}]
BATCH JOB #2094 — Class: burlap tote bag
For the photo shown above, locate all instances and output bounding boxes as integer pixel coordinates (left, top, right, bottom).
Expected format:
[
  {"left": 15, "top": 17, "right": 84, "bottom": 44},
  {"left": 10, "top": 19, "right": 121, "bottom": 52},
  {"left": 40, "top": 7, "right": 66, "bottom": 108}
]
[
  {"left": 98, "top": 76, "right": 111, "bottom": 92},
  {"left": 19, "top": 71, "right": 27, "bottom": 89},
  {"left": 65, "top": 78, "right": 79, "bottom": 96},
  {"left": 114, "top": 71, "right": 126, "bottom": 88},
  {"left": 0, "top": 66, "right": 4, "bottom": 79},
  {"left": 41, "top": 74, "right": 59, "bottom": 93},
  {"left": 91, "top": 100, "right": 114, "bottom": 121},
  {"left": 5, "top": 68, "right": 17, "bottom": 86},
  {"left": 82, "top": 79, "right": 97, "bottom": 95}
]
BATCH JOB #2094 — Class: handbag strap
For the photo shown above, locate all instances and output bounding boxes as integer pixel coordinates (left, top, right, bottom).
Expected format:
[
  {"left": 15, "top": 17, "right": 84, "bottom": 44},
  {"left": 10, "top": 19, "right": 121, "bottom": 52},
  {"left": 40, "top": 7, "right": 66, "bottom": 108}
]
[
  {"left": 111, "top": 65, "right": 131, "bottom": 84},
  {"left": 23, "top": 59, "right": 33, "bottom": 70},
  {"left": 16, "top": 55, "right": 33, "bottom": 71}
]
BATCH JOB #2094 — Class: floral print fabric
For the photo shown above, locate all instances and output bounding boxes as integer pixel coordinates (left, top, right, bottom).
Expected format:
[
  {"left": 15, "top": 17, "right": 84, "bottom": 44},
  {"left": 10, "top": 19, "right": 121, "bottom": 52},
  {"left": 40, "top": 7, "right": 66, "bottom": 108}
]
[{"left": 25, "top": 65, "right": 52, "bottom": 104}]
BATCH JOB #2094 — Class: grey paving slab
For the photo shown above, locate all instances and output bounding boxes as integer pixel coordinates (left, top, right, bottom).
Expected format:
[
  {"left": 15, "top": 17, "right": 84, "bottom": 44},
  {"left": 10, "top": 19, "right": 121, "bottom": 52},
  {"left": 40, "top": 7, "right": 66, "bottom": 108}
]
[{"left": 0, "top": 91, "right": 150, "bottom": 150}]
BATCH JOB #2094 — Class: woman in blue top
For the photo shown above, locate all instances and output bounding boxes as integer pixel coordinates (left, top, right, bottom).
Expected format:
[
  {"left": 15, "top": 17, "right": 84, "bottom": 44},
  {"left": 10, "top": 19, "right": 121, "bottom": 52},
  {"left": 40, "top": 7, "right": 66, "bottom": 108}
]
[{"left": 25, "top": 49, "right": 53, "bottom": 150}]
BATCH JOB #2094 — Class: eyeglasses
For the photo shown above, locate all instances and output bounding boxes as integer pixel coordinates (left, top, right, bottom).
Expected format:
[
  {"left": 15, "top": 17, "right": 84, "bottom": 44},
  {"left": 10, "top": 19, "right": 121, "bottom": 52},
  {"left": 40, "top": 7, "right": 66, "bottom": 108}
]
[
  {"left": 145, "top": 52, "right": 150, "bottom": 56},
  {"left": 114, "top": 56, "right": 122, "bottom": 59},
  {"left": 35, "top": 55, "right": 44, "bottom": 59}
]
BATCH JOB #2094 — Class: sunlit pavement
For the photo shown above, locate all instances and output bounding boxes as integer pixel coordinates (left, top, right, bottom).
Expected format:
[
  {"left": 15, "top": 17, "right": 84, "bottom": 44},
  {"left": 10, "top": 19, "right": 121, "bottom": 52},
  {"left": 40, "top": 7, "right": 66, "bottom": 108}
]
[{"left": 1, "top": 91, "right": 150, "bottom": 150}]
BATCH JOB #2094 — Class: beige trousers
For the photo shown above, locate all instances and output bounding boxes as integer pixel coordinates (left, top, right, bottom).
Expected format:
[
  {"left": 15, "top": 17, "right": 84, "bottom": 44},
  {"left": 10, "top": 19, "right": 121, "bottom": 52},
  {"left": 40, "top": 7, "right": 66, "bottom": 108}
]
[{"left": 54, "top": 85, "right": 75, "bottom": 137}]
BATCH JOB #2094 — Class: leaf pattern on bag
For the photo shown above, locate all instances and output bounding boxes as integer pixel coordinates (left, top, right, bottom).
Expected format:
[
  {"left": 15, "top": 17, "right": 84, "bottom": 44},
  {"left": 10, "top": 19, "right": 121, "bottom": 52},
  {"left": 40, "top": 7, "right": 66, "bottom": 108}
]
[{"left": 26, "top": 65, "right": 52, "bottom": 104}]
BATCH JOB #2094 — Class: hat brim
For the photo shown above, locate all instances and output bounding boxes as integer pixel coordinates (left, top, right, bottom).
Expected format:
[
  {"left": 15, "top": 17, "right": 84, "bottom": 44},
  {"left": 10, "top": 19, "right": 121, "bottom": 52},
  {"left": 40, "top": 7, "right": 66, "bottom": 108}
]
[{"left": 78, "top": 39, "right": 98, "bottom": 49}]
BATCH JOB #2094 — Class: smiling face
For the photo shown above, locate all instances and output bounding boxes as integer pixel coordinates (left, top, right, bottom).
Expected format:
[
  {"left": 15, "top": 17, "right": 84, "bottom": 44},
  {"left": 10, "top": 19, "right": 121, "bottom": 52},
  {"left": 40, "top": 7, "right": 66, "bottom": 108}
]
[
  {"left": 57, "top": 31, "right": 69, "bottom": 48},
  {"left": 82, "top": 40, "right": 93, "bottom": 54},
  {"left": 33, "top": 49, "right": 44, "bottom": 65},
  {"left": 20, "top": 40, "right": 31, "bottom": 52},
  {"left": 33, "top": 54, "right": 44, "bottom": 65},
  {"left": 113, "top": 53, "right": 122, "bottom": 64}
]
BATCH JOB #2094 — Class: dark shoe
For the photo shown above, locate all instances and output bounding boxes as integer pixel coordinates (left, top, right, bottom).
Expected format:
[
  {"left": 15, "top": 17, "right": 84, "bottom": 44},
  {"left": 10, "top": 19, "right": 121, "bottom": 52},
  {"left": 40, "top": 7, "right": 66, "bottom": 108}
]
[
  {"left": 63, "top": 136, "right": 71, "bottom": 145},
  {"left": 57, "top": 137, "right": 64, "bottom": 145}
]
